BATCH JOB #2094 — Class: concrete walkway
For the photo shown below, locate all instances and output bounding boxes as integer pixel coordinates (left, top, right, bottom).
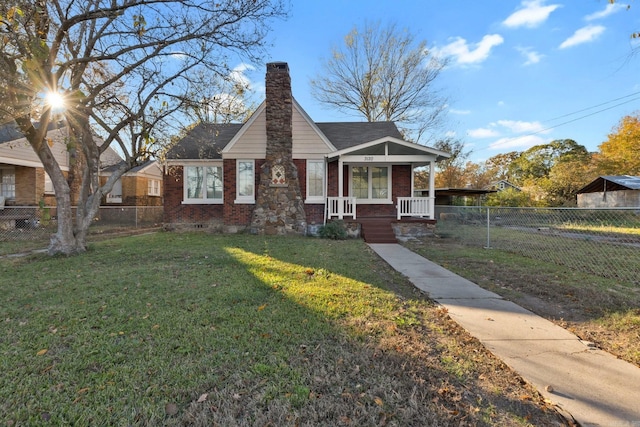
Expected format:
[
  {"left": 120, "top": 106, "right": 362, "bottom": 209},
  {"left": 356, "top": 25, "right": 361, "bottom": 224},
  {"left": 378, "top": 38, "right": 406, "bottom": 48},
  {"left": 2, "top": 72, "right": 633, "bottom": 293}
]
[{"left": 369, "top": 243, "right": 640, "bottom": 427}]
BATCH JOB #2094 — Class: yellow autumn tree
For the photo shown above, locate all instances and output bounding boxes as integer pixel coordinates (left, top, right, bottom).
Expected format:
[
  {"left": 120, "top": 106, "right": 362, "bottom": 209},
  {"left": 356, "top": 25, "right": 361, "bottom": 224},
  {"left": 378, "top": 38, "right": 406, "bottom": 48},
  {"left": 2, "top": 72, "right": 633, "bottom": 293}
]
[{"left": 596, "top": 113, "right": 640, "bottom": 175}]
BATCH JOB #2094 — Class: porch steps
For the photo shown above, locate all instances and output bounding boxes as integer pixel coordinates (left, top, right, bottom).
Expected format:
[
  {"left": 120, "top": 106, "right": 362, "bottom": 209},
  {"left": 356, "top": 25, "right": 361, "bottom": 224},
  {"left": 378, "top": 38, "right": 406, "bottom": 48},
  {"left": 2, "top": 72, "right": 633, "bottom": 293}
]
[{"left": 360, "top": 218, "right": 397, "bottom": 244}]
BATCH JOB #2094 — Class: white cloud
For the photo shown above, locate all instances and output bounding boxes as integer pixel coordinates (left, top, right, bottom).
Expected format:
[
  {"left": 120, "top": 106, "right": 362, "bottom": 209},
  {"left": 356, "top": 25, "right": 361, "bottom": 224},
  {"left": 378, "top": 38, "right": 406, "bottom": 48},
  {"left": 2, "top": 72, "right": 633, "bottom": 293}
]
[
  {"left": 489, "top": 134, "right": 548, "bottom": 150},
  {"left": 433, "top": 34, "right": 504, "bottom": 66},
  {"left": 229, "top": 63, "right": 256, "bottom": 88},
  {"left": 468, "top": 127, "right": 500, "bottom": 138},
  {"left": 503, "top": 0, "right": 562, "bottom": 29},
  {"left": 585, "top": 3, "right": 627, "bottom": 21},
  {"left": 559, "top": 25, "right": 606, "bottom": 49},
  {"left": 495, "top": 119, "right": 547, "bottom": 133},
  {"left": 516, "top": 46, "right": 544, "bottom": 65}
]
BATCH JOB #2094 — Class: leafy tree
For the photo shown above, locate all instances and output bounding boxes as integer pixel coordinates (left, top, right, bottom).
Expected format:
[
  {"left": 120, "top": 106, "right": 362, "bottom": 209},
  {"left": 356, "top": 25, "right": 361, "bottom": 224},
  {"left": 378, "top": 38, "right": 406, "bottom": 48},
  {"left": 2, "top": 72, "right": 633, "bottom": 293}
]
[
  {"left": 433, "top": 137, "right": 472, "bottom": 187},
  {"left": 310, "top": 21, "right": 448, "bottom": 143},
  {"left": 504, "top": 140, "right": 591, "bottom": 206},
  {"left": 483, "top": 152, "right": 520, "bottom": 182},
  {"left": 0, "top": 0, "right": 286, "bottom": 255},
  {"left": 509, "top": 139, "right": 589, "bottom": 184},
  {"left": 485, "top": 187, "right": 532, "bottom": 207},
  {"left": 595, "top": 113, "right": 640, "bottom": 175}
]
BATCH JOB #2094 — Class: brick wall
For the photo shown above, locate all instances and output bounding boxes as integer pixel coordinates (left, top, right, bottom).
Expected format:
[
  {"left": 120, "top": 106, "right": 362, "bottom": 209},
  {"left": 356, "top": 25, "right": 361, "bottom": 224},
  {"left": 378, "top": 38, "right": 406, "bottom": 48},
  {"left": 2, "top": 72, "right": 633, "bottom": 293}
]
[
  {"left": 163, "top": 165, "right": 223, "bottom": 223},
  {"left": 15, "top": 166, "right": 37, "bottom": 205}
]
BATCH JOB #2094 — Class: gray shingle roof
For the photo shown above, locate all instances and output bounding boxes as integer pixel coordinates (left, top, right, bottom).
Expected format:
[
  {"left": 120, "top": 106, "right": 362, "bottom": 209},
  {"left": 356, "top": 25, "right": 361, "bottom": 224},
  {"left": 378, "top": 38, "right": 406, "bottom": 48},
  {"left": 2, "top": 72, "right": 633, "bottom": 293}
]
[
  {"left": 316, "top": 122, "right": 403, "bottom": 150},
  {"left": 165, "top": 123, "right": 243, "bottom": 160},
  {"left": 0, "top": 121, "right": 66, "bottom": 144},
  {"left": 166, "top": 121, "right": 404, "bottom": 160}
]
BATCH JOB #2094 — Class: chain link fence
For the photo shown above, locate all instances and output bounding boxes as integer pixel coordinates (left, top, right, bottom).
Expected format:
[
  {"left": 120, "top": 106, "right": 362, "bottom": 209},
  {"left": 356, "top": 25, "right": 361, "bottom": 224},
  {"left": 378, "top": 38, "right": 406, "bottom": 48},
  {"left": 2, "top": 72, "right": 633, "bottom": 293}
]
[
  {"left": 0, "top": 206, "right": 163, "bottom": 256},
  {"left": 434, "top": 206, "right": 640, "bottom": 286}
]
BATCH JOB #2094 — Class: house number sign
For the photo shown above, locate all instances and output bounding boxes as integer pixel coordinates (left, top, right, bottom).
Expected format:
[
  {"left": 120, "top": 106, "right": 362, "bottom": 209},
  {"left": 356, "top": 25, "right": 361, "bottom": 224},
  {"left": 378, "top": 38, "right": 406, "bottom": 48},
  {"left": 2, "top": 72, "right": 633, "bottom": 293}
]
[{"left": 363, "top": 156, "right": 374, "bottom": 161}]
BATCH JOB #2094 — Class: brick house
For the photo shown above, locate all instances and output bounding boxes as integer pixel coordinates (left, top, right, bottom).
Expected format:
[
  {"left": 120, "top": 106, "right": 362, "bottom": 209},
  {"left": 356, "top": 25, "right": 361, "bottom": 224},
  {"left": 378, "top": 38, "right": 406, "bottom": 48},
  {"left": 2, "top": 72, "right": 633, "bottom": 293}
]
[
  {"left": 163, "top": 62, "right": 449, "bottom": 241},
  {"left": 0, "top": 121, "right": 163, "bottom": 208}
]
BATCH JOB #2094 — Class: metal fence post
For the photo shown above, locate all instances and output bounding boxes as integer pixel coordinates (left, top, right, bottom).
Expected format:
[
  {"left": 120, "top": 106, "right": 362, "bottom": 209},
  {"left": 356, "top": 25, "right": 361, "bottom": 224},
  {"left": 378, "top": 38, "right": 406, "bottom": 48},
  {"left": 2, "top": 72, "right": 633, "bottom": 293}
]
[{"left": 484, "top": 206, "right": 491, "bottom": 249}]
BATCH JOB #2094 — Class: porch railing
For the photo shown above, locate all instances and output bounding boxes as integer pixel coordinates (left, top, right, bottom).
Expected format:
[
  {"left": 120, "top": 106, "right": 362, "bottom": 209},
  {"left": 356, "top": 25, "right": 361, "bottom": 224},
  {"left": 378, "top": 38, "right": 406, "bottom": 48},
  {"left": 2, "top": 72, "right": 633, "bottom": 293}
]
[
  {"left": 327, "top": 197, "right": 357, "bottom": 219},
  {"left": 397, "top": 197, "right": 434, "bottom": 220}
]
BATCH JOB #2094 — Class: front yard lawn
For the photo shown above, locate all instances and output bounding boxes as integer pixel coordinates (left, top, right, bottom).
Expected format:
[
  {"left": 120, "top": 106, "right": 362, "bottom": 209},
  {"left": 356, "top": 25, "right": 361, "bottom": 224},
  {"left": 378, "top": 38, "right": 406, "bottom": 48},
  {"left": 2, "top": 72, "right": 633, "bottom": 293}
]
[{"left": 0, "top": 232, "right": 568, "bottom": 426}]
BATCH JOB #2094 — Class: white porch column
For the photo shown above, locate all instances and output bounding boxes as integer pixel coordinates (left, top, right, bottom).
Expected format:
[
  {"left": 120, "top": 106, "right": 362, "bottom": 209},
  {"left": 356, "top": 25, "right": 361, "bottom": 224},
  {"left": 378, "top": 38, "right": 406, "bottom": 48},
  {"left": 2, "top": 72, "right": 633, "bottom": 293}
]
[
  {"left": 338, "top": 158, "right": 344, "bottom": 198},
  {"left": 410, "top": 163, "right": 415, "bottom": 197},
  {"left": 429, "top": 160, "right": 436, "bottom": 220}
]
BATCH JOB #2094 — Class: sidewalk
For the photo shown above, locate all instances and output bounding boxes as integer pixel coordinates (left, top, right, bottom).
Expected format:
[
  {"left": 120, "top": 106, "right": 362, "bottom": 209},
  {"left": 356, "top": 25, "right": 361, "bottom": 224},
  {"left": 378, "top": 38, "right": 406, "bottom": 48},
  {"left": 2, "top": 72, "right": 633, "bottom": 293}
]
[{"left": 369, "top": 243, "right": 640, "bottom": 427}]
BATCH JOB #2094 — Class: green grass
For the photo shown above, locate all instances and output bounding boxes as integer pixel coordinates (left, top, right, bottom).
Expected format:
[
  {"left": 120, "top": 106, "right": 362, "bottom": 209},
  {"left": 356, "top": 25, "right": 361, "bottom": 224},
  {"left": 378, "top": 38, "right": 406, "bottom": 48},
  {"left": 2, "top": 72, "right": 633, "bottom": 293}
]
[
  {"left": 0, "top": 232, "right": 564, "bottom": 426},
  {"left": 405, "top": 237, "right": 640, "bottom": 367}
]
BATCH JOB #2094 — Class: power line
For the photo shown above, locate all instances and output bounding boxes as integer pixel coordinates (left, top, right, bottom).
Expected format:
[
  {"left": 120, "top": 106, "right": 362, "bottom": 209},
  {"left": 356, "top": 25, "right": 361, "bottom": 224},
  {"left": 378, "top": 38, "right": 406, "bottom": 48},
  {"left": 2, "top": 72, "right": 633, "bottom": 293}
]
[
  {"left": 541, "top": 90, "right": 640, "bottom": 125},
  {"left": 482, "top": 92, "right": 640, "bottom": 152}
]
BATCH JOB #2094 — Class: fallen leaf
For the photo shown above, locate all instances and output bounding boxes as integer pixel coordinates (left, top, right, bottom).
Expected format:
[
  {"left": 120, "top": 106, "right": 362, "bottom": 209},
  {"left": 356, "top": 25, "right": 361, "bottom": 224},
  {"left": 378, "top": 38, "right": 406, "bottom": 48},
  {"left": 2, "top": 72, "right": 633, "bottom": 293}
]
[
  {"left": 374, "top": 396, "right": 383, "bottom": 406},
  {"left": 486, "top": 317, "right": 494, "bottom": 321},
  {"left": 257, "top": 304, "right": 267, "bottom": 311},
  {"left": 165, "top": 403, "right": 178, "bottom": 415},
  {"left": 197, "top": 393, "right": 208, "bottom": 403},
  {"left": 36, "top": 349, "right": 48, "bottom": 356}
]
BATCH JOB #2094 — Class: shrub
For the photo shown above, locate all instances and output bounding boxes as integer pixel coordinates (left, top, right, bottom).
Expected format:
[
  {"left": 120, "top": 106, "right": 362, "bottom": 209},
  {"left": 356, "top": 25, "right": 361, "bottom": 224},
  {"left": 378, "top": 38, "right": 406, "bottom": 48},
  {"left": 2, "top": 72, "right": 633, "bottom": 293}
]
[{"left": 318, "top": 220, "right": 348, "bottom": 240}]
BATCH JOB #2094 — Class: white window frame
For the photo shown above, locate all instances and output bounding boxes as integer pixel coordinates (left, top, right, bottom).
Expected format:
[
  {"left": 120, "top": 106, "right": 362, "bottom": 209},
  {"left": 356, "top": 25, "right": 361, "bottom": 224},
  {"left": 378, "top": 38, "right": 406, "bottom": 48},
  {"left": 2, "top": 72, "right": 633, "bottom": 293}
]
[
  {"left": 183, "top": 163, "right": 223, "bottom": 205},
  {"left": 349, "top": 164, "right": 392, "bottom": 204},
  {"left": 44, "top": 172, "right": 55, "bottom": 195},
  {"left": 235, "top": 159, "right": 255, "bottom": 204},
  {"left": 305, "top": 159, "right": 325, "bottom": 203},
  {"left": 0, "top": 166, "right": 16, "bottom": 199},
  {"left": 148, "top": 179, "right": 161, "bottom": 197}
]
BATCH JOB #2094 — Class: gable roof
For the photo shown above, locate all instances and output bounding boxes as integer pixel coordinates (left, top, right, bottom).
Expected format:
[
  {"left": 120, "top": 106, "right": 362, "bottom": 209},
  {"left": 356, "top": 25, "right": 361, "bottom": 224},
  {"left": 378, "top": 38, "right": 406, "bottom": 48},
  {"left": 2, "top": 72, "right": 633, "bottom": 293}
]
[
  {"left": 315, "top": 122, "right": 403, "bottom": 150},
  {"left": 169, "top": 120, "right": 416, "bottom": 161},
  {"left": 0, "top": 121, "right": 67, "bottom": 145},
  {"left": 578, "top": 175, "right": 640, "bottom": 194},
  {"left": 166, "top": 123, "right": 243, "bottom": 160}
]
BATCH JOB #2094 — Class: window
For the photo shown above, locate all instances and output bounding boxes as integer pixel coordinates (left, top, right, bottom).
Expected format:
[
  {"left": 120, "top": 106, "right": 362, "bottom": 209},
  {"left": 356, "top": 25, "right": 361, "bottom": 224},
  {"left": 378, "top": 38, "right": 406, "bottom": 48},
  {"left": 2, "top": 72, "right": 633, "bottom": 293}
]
[
  {"left": 148, "top": 179, "right": 161, "bottom": 196},
  {"left": 184, "top": 165, "right": 223, "bottom": 204},
  {"left": 107, "top": 179, "right": 122, "bottom": 203},
  {"left": 0, "top": 167, "right": 16, "bottom": 199},
  {"left": 350, "top": 166, "right": 390, "bottom": 202},
  {"left": 236, "top": 160, "right": 255, "bottom": 203},
  {"left": 44, "top": 173, "right": 55, "bottom": 195},
  {"left": 306, "top": 160, "right": 325, "bottom": 202}
]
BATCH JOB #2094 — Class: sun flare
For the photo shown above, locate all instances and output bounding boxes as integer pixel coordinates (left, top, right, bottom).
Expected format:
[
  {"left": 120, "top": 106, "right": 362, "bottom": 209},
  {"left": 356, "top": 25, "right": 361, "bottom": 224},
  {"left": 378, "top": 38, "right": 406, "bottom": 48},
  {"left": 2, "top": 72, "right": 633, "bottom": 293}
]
[{"left": 45, "top": 91, "right": 65, "bottom": 110}]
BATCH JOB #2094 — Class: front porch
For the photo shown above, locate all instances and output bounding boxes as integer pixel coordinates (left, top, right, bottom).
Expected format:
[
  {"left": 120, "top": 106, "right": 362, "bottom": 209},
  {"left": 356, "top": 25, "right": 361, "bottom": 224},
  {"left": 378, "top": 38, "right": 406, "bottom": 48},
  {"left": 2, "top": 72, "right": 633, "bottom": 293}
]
[
  {"left": 327, "top": 196, "right": 436, "bottom": 221},
  {"left": 326, "top": 214, "right": 437, "bottom": 244}
]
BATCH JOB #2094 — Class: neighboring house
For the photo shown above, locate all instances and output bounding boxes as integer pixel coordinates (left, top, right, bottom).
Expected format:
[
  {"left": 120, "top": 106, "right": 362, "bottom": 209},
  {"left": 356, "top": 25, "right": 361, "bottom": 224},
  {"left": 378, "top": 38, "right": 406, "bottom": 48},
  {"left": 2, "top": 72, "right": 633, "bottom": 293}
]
[
  {"left": 0, "top": 121, "right": 70, "bottom": 207},
  {"left": 577, "top": 175, "right": 640, "bottom": 208},
  {"left": 101, "top": 160, "right": 164, "bottom": 206},
  {"left": 0, "top": 121, "right": 162, "bottom": 207},
  {"left": 487, "top": 180, "right": 520, "bottom": 192},
  {"left": 164, "top": 62, "right": 450, "bottom": 239}
]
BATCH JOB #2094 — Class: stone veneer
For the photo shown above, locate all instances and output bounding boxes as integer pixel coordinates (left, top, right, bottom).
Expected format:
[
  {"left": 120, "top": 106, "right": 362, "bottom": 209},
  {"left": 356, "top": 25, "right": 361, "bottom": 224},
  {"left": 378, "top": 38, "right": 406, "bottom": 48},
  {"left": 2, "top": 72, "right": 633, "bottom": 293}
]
[{"left": 250, "top": 62, "right": 307, "bottom": 235}]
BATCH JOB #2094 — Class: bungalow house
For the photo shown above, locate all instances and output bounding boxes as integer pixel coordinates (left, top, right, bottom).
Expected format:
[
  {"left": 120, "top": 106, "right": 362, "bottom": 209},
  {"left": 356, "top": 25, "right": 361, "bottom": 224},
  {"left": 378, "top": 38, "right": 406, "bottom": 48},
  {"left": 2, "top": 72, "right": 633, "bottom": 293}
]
[
  {"left": 0, "top": 121, "right": 162, "bottom": 208},
  {"left": 577, "top": 175, "right": 640, "bottom": 208},
  {"left": 163, "top": 62, "right": 450, "bottom": 241}
]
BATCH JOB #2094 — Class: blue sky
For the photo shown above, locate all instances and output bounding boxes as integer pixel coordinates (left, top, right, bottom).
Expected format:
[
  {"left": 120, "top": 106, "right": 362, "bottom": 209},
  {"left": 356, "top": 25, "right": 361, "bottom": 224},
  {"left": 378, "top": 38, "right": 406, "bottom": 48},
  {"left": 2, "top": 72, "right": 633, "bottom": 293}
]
[{"left": 235, "top": 0, "right": 640, "bottom": 162}]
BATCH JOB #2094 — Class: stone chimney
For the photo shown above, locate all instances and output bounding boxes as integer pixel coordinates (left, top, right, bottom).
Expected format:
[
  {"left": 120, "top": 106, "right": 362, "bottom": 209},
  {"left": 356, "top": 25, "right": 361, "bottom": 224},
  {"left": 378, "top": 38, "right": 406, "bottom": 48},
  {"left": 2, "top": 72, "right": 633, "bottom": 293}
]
[{"left": 250, "top": 62, "right": 307, "bottom": 235}]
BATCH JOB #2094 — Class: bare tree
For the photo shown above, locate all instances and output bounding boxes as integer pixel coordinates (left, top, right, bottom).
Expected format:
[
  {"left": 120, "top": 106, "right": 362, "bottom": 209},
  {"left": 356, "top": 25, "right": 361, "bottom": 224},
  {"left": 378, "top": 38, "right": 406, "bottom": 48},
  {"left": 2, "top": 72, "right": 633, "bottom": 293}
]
[
  {"left": 310, "top": 22, "right": 448, "bottom": 143},
  {"left": 0, "top": 0, "right": 287, "bottom": 255},
  {"left": 179, "top": 65, "right": 258, "bottom": 125}
]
